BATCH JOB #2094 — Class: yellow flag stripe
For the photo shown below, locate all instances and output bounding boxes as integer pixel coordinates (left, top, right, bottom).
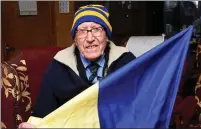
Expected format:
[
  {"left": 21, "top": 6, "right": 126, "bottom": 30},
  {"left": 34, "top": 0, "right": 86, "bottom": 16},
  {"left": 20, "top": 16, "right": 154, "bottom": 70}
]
[{"left": 29, "top": 82, "right": 100, "bottom": 128}]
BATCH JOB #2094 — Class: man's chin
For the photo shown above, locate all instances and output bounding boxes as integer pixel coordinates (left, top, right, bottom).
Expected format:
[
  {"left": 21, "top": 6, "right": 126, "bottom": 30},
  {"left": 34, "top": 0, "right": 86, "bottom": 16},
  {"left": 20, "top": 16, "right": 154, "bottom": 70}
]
[{"left": 85, "top": 55, "right": 100, "bottom": 61}]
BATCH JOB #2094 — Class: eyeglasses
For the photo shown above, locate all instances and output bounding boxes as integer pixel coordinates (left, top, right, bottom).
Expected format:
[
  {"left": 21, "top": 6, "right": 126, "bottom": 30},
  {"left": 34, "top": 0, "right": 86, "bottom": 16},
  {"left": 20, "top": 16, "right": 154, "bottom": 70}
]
[{"left": 76, "top": 27, "right": 104, "bottom": 39}]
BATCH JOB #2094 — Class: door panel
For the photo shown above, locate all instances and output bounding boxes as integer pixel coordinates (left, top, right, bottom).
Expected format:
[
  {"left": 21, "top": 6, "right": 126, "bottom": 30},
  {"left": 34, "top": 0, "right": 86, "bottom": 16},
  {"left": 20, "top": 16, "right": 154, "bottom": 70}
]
[{"left": 1, "top": 1, "right": 56, "bottom": 61}]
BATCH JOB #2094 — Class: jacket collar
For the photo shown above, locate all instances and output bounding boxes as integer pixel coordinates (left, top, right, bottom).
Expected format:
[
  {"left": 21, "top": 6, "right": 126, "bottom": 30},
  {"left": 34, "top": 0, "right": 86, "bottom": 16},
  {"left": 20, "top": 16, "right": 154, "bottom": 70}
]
[{"left": 54, "top": 41, "right": 129, "bottom": 76}]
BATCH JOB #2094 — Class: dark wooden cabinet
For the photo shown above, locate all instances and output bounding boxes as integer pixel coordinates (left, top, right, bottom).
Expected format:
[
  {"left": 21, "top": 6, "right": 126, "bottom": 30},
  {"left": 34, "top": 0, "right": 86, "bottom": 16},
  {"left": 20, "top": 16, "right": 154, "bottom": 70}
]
[
  {"left": 74, "top": 1, "right": 165, "bottom": 45},
  {"left": 109, "top": 2, "right": 144, "bottom": 36}
]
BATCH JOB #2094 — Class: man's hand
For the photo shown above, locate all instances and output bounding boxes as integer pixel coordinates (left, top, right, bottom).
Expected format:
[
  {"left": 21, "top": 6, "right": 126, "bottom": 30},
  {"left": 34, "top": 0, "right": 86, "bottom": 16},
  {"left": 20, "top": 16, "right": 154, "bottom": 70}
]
[{"left": 18, "top": 122, "right": 36, "bottom": 128}]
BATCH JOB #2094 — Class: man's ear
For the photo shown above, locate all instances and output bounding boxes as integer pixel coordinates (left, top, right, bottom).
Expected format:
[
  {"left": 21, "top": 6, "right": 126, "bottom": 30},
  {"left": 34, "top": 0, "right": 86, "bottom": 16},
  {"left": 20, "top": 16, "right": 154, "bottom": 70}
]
[
  {"left": 106, "top": 36, "right": 109, "bottom": 42},
  {"left": 106, "top": 38, "right": 109, "bottom": 43},
  {"left": 74, "top": 40, "right": 78, "bottom": 46}
]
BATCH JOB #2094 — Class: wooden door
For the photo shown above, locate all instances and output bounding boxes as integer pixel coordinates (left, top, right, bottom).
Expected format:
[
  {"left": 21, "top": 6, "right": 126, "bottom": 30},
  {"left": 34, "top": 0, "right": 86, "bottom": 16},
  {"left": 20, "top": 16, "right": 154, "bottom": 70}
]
[{"left": 1, "top": 1, "right": 56, "bottom": 61}]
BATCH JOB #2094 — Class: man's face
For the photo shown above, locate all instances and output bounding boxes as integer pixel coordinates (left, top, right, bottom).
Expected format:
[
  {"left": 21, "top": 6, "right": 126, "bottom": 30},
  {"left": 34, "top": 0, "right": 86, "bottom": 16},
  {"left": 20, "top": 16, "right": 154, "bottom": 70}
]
[{"left": 75, "top": 22, "right": 108, "bottom": 61}]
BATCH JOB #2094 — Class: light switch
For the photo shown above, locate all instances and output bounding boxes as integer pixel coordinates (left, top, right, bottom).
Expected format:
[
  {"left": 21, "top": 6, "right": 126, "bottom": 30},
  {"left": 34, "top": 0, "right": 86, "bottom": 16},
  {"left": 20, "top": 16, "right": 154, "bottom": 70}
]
[{"left": 59, "top": 1, "right": 69, "bottom": 13}]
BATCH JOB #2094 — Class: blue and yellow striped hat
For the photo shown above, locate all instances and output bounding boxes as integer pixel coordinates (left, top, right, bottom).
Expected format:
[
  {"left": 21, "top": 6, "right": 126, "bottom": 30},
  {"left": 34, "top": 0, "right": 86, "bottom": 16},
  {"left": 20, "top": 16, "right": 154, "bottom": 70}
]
[{"left": 71, "top": 4, "right": 112, "bottom": 39}]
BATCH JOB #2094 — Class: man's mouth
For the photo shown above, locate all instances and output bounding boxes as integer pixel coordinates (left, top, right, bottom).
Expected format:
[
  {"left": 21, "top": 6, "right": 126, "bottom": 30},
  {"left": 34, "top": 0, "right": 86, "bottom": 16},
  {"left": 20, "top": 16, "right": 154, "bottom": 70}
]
[{"left": 86, "top": 45, "right": 98, "bottom": 49}]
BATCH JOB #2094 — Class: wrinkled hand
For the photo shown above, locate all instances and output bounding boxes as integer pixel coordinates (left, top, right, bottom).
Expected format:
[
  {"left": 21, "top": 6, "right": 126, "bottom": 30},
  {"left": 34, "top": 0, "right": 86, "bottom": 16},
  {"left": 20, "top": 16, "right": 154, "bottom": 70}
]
[{"left": 18, "top": 122, "right": 36, "bottom": 128}]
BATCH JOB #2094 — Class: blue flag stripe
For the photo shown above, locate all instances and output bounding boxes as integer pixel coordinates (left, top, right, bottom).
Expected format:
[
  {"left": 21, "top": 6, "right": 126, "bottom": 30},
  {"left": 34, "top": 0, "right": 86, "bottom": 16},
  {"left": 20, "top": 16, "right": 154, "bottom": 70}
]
[{"left": 98, "top": 26, "right": 193, "bottom": 128}]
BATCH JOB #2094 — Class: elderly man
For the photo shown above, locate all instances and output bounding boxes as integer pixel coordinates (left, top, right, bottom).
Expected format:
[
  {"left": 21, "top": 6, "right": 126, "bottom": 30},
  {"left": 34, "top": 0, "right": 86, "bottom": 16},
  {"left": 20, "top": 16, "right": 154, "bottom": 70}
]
[{"left": 19, "top": 4, "right": 136, "bottom": 128}]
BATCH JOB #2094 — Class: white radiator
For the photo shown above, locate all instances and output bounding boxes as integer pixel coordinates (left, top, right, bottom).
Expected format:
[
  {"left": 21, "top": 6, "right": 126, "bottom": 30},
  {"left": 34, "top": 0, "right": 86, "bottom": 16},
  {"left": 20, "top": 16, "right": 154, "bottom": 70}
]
[{"left": 126, "top": 35, "right": 165, "bottom": 57}]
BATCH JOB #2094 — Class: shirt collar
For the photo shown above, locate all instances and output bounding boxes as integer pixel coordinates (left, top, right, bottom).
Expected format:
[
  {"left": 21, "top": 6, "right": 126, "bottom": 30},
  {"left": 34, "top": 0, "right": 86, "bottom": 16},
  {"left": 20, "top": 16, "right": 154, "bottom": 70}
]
[{"left": 80, "top": 53, "right": 105, "bottom": 69}]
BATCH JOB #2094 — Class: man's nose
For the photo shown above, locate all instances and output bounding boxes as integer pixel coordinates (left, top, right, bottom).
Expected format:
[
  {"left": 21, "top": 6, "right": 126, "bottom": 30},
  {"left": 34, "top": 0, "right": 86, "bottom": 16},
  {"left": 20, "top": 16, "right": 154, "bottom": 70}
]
[{"left": 86, "top": 31, "right": 95, "bottom": 42}]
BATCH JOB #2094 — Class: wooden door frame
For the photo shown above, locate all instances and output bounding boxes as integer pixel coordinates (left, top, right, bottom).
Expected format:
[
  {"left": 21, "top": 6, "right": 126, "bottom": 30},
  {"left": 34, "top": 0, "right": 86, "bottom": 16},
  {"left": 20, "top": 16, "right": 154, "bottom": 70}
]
[{"left": 48, "top": 1, "right": 57, "bottom": 46}]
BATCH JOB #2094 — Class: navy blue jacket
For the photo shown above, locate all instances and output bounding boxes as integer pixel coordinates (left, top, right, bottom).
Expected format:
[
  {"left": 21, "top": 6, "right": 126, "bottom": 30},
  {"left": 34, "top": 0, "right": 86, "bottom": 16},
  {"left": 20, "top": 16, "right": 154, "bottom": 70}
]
[{"left": 32, "top": 42, "right": 136, "bottom": 118}]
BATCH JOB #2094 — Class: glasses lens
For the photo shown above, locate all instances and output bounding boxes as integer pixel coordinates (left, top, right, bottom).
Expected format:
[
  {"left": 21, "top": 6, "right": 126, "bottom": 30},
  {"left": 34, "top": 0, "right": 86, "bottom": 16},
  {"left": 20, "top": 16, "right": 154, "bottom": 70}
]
[
  {"left": 92, "top": 27, "right": 103, "bottom": 37},
  {"left": 76, "top": 27, "right": 103, "bottom": 38},
  {"left": 77, "top": 30, "right": 87, "bottom": 38}
]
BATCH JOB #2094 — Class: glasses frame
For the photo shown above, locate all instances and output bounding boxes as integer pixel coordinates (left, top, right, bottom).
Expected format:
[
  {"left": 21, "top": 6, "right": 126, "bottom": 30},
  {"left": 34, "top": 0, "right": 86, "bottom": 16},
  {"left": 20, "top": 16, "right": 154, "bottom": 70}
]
[{"left": 76, "top": 27, "right": 104, "bottom": 39}]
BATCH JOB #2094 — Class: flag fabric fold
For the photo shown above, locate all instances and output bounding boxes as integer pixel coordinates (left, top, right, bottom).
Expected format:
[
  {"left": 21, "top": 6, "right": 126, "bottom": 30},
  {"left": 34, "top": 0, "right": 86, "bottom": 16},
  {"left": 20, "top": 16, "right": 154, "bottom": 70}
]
[{"left": 28, "top": 26, "right": 193, "bottom": 128}]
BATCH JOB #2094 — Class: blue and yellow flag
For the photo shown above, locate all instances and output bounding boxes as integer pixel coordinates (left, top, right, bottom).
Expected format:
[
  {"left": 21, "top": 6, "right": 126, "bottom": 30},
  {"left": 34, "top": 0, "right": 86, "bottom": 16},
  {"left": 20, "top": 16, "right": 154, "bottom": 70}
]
[{"left": 28, "top": 26, "right": 193, "bottom": 128}]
